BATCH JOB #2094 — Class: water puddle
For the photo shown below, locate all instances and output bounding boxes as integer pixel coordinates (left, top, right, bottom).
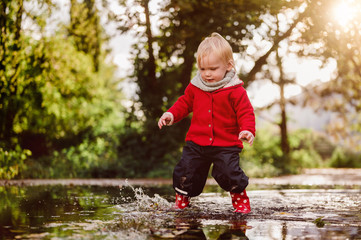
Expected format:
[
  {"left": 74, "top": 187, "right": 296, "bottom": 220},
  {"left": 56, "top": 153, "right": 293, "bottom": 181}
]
[{"left": 0, "top": 181, "right": 360, "bottom": 239}]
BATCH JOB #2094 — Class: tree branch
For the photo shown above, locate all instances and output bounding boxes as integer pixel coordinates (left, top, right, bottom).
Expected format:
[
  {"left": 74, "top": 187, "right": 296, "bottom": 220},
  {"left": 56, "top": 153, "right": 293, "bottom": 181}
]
[{"left": 246, "top": 4, "right": 311, "bottom": 84}]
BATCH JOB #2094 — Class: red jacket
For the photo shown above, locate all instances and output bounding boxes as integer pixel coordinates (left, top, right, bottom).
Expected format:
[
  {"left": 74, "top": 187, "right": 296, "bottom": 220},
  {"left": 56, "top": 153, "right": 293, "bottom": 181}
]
[{"left": 168, "top": 83, "right": 255, "bottom": 148}]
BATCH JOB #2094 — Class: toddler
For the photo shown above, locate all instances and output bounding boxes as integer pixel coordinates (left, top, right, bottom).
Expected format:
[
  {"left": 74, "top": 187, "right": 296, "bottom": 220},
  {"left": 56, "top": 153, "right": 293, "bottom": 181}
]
[{"left": 158, "top": 32, "right": 255, "bottom": 213}]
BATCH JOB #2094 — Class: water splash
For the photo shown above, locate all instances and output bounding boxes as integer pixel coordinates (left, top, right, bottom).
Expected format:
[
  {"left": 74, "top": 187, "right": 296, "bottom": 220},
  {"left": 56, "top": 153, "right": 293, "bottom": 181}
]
[
  {"left": 119, "top": 179, "right": 173, "bottom": 211},
  {"left": 112, "top": 180, "right": 178, "bottom": 238}
]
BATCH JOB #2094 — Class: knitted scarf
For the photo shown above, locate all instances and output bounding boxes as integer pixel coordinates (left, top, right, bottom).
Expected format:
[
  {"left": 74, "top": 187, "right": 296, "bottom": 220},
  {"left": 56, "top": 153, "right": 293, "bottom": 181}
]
[{"left": 190, "top": 69, "right": 243, "bottom": 92}]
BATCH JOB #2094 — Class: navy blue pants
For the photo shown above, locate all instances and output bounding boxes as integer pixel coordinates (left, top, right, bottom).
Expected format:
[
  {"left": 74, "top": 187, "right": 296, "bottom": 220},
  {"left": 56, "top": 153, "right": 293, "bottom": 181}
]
[{"left": 173, "top": 141, "right": 249, "bottom": 197}]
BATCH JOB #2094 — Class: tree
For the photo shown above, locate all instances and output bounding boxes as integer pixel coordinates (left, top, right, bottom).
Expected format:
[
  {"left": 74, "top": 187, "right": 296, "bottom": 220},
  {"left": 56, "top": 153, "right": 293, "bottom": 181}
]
[
  {"left": 69, "top": 0, "right": 102, "bottom": 71},
  {"left": 0, "top": 0, "right": 123, "bottom": 179},
  {"left": 0, "top": 0, "right": 39, "bottom": 178},
  {"left": 0, "top": 0, "right": 26, "bottom": 148},
  {"left": 21, "top": 0, "right": 123, "bottom": 178},
  {"left": 296, "top": 0, "right": 361, "bottom": 151}
]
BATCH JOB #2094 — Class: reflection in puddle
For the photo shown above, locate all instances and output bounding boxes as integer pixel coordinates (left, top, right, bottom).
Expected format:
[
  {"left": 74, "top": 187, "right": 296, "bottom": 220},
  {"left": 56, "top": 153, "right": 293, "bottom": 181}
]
[{"left": 0, "top": 183, "right": 360, "bottom": 239}]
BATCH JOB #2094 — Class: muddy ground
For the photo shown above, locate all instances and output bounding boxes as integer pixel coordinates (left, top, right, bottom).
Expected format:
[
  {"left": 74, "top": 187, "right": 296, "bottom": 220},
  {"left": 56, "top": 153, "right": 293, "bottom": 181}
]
[{"left": 1, "top": 168, "right": 361, "bottom": 187}]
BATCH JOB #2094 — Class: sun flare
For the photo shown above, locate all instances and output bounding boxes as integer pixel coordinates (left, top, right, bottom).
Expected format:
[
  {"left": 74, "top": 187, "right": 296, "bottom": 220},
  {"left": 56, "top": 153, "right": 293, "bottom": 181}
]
[{"left": 332, "top": 1, "right": 357, "bottom": 27}]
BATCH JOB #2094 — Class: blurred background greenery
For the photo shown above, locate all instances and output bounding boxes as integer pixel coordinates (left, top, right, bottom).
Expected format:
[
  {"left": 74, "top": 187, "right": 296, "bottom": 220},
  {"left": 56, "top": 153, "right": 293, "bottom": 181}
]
[{"left": 1, "top": 0, "right": 360, "bottom": 180}]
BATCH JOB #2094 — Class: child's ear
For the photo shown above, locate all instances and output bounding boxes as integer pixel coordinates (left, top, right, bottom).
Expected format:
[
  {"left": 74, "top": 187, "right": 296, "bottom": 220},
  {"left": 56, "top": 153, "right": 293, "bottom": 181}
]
[{"left": 227, "top": 61, "right": 234, "bottom": 71}]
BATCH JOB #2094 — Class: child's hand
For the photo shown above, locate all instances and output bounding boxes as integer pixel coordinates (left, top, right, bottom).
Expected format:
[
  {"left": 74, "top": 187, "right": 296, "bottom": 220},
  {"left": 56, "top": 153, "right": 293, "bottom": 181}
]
[
  {"left": 238, "top": 130, "right": 254, "bottom": 146},
  {"left": 158, "top": 112, "right": 174, "bottom": 129}
]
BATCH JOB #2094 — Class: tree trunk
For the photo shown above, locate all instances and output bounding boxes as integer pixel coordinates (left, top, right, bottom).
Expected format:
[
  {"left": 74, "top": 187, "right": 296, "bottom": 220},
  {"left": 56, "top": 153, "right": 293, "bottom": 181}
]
[
  {"left": 179, "top": 46, "right": 197, "bottom": 93},
  {"left": 277, "top": 50, "right": 290, "bottom": 155},
  {"left": 141, "top": 0, "right": 161, "bottom": 119},
  {"left": 142, "top": 0, "right": 156, "bottom": 88},
  {"left": 276, "top": 36, "right": 290, "bottom": 173}
]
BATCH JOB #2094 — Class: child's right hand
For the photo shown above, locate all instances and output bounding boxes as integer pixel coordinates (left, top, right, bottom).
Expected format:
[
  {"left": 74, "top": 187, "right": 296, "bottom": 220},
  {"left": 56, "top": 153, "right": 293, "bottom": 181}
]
[{"left": 158, "top": 112, "right": 174, "bottom": 129}]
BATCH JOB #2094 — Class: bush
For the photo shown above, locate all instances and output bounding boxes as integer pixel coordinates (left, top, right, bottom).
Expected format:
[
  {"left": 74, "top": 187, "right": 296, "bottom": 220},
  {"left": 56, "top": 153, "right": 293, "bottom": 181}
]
[
  {"left": 0, "top": 146, "right": 31, "bottom": 179},
  {"left": 240, "top": 127, "right": 326, "bottom": 177},
  {"left": 329, "top": 147, "right": 361, "bottom": 168},
  {"left": 240, "top": 127, "right": 283, "bottom": 177},
  {"left": 288, "top": 129, "right": 325, "bottom": 170}
]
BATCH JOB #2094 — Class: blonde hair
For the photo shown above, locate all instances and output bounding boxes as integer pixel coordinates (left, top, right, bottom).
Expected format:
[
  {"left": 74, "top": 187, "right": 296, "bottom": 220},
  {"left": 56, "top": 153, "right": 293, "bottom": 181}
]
[{"left": 196, "top": 32, "right": 235, "bottom": 70}]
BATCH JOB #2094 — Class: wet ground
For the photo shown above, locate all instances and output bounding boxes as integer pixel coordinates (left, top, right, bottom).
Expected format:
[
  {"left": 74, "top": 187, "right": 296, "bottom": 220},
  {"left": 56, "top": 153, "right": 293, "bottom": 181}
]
[{"left": 0, "top": 168, "right": 360, "bottom": 239}]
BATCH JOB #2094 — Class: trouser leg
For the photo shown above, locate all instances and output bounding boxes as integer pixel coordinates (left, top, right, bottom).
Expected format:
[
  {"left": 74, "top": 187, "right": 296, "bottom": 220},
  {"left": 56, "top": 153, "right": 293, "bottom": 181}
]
[
  {"left": 173, "top": 141, "right": 211, "bottom": 197},
  {"left": 210, "top": 146, "right": 249, "bottom": 193}
]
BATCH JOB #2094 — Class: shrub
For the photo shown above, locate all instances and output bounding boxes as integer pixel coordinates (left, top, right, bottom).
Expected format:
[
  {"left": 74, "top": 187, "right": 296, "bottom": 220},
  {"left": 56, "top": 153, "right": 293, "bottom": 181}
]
[
  {"left": 0, "top": 146, "right": 31, "bottom": 179},
  {"left": 329, "top": 147, "right": 361, "bottom": 168}
]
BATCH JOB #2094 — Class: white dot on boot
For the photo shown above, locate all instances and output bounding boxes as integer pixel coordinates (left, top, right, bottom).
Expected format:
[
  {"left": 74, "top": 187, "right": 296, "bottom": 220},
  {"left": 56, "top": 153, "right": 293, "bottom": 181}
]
[
  {"left": 178, "top": 197, "right": 182, "bottom": 201},
  {"left": 237, "top": 198, "right": 240, "bottom": 200},
  {"left": 243, "top": 200, "right": 247, "bottom": 203},
  {"left": 181, "top": 203, "right": 186, "bottom": 206},
  {"left": 241, "top": 192, "right": 244, "bottom": 195}
]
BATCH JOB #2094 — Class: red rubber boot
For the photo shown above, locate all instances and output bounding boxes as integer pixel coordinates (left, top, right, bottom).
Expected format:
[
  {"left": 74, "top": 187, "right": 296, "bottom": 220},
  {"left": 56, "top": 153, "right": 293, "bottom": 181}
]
[
  {"left": 231, "top": 190, "right": 251, "bottom": 213},
  {"left": 174, "top": 193, "right": 190, "bottom": 209}
]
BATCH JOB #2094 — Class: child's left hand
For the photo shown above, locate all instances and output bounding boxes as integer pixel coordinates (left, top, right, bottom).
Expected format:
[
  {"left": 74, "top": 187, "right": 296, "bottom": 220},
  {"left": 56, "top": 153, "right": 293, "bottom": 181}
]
[{"left": 238, "top": 131, "right": 254, "bottom": 146}]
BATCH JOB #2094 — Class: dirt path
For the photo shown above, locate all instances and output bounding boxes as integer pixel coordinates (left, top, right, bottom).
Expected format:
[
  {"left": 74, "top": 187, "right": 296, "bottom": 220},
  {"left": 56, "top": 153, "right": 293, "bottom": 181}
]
[{"left": 1, "top": 168, "right": 360, "bottom": 187}]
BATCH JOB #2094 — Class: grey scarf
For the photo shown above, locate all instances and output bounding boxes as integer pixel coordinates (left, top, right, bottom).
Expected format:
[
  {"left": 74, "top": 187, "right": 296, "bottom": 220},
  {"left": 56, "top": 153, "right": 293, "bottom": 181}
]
[{"left": 190, "top": 69, "right": 242, "bottom": 92}]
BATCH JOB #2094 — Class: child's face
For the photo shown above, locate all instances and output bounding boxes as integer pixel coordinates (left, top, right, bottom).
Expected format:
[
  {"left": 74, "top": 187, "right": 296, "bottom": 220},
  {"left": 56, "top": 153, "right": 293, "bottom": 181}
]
[{"left": 199, "top": 52, "right": 232, "bottom": 83}]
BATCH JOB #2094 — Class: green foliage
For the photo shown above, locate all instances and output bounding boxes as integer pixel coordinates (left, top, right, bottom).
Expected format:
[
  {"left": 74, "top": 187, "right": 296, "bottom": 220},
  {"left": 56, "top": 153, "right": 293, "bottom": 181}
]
[
  {"left": 23, "top": 37, "right": 96, "bottom": 137},
  {"left": 290, "top": 149, "right": 321, "bottom": 169},
  {"left": 313, "top": 217, "right": 326, "bottom": 228},
  {"left": 115, "top": 123, "right": 183, "bottom": 178},
  {"left": 21, "top": 47, "right": 124, "bottom": 178},
  {"left": 0, "top": 0, "right": 40, "bottom": 179},
  {"left": 329, "top": 147, "right": 361, "bottom": 168},
  {"left": 39, "top": 138, "right": 117, "bottom": 178},
  {"left": 241, "top": 127, "right": 283, "bottom": 177},
  {"left": 288, "top": 129, "right": 325, "bottom": 169},
  {"left": 22, "top": 120, "right": 123, "bottom": 179},
  {"left": 0, "top": 186, "right": 28, "bottom": 230},
  {"left": 242, "top": 126, "right": 360, "bottom": 178},
  {"left": 241, "top": 127, "right": 328, "bottom": 177},
  {"left": 1, "top": 0, "right": 123, "bottom": 179},
  {"left": 69, "top": 0, "right": 102, "bottom": 71},
  {"left": 0, "top": 146, "right": 31, "bottom": 179}
]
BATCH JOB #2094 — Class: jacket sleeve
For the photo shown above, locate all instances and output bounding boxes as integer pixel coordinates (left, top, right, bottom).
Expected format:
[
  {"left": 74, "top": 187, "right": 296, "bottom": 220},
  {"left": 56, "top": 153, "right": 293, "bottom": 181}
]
[
  {"left": 231, "top": 87, "right": 256, "bottom": 136},
  {"left": 167, "top": 84, "right": 194, "bottom": 123}
]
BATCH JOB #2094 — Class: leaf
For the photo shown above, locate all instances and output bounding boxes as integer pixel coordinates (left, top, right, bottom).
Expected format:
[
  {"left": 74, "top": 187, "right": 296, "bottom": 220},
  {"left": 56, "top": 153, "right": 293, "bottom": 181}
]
[{"left": 313, "top": 217, "right": 326, "bottom": 228}]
